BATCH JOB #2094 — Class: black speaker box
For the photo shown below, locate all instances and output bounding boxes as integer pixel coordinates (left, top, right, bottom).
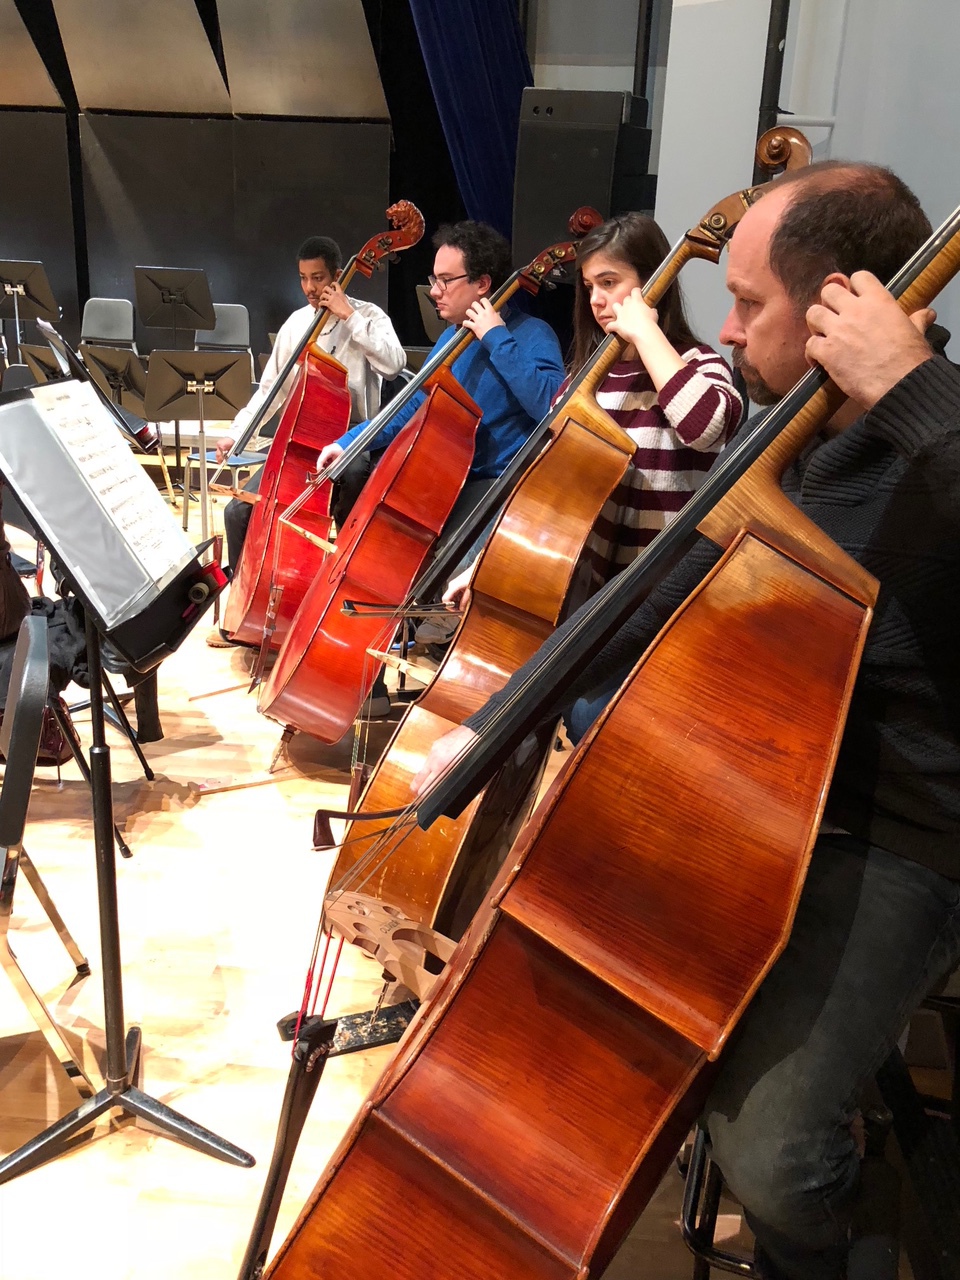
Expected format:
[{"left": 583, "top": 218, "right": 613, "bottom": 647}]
[{"left": 512, "top": 88, "right": 654, "bottom": 268}]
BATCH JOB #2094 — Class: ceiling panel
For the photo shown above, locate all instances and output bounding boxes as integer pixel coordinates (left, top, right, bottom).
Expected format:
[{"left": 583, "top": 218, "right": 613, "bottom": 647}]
[
  {"left": 0, "top": 0, "right": 61, "bottom": 106},
  {"left": 218, "top": 0, "right": 388, "bottom": 118},
  {"left": 52, "top": 0, "right": 230, "bottom": 113}
]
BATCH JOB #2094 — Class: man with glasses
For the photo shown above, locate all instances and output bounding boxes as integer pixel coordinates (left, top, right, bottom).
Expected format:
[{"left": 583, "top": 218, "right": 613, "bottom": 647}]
[
  {"left": 317, "top": 221, "right": 565, "bottom": 712},
  {"left": 317, "top": 220, "right": 564, "bottom": 540}
]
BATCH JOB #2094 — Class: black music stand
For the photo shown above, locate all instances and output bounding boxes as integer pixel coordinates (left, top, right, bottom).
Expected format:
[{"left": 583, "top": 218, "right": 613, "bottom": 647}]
[
  {"left": 0, "top": 389, "right": 248, "bottom": 1185},
  {"left": 144, "top": 350, "right": 253, "bottom": 544},
  {"left": 133, "top": 266, "right": 215, "bottom": 349},
  {"left": 79, "top": 343, "right": 148, "bottom": 416},
  {"left": 0, "top": 261, "right": 59, "bottom": 362},
  {"left": 18, "top": 343, "right": 69, "bottom": 386},
  {"left": 135, "top": 267, "right": 217, "bottom": 472},
  {"left": 79, "top": 344, "right": 177, "bottom": 509}
]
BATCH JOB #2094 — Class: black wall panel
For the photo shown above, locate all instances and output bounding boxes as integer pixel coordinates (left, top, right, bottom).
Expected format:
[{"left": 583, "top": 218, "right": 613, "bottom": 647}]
[
  {"left": 81, "top": 114, "right": 235, "bottom": 348},
  {"left": 0, "top": 109, "right": 79, "bottom": 342},
  {"left": 232, "top": 118, "right": 391, "bottom": 354},
  {"left": 81, "top": 115, "right": 391, "bottom": 356}
]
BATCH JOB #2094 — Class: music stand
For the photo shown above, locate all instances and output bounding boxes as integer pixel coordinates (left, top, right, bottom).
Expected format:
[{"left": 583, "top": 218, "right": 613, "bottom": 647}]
[
  {"left": 134, "top": 267, "right": 216, "bottom": 473},
  {"left": 18, "top": 343, "right": 69, "bottom": 386},
  {"left": 81, "top": 343, "right": 177, "bottom": 507},
  {"left": 0, "top": 260, "right": 59, "bottom": 362},
  {"left": 0, "top": 383, "right": 247, "bottom": 1184},
  {"left": 133, "top": 266, "right": 215, "bottom": 348},
  {"left": 79, "top": 343, "right": 148, "bottom": 416},
  {"left": 144, "top": 350, "right": 253, "bottom": 544}
]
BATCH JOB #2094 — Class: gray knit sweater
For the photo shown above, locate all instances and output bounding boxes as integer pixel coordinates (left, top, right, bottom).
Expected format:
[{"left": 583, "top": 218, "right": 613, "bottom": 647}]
[{"left": 465, "top": 355, "right": 960, "bottom": 879}]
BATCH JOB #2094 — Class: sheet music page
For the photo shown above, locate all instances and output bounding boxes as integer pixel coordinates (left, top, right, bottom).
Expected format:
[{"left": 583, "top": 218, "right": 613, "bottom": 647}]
[{"left": 30, "top": 381, "right": 194, "bottom": 583}]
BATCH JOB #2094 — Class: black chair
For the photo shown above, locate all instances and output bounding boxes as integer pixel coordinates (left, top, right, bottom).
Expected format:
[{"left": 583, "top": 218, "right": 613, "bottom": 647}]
[
  {"left": 1, "top": 616, "right": 94, "bottom": 1094},
  {"left": 681, "top": 1127, "right": 758, "bottom": 1278},
  {"left": 0, "top": 364, "right": 36, "bottom": 392},
  {"left": 681, "top": 1112, "right": 904, "bottom": 1279}
]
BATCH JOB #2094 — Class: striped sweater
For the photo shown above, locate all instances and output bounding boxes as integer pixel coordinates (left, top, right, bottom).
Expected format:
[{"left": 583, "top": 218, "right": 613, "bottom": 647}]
[{"left": 581, "top": 344, "right": 742, "bottom": 580}]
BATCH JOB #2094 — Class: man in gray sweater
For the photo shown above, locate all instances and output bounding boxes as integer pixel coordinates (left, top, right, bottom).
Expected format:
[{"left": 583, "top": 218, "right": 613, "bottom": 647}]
[{"left": 415, "top": 161, "right": 960, "bottom": 1280}]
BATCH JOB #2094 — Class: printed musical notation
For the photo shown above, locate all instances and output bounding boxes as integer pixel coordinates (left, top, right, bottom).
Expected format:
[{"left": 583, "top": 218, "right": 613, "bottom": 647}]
[{"left": 31, "top": 381, "right": 193, "bottom": 584}]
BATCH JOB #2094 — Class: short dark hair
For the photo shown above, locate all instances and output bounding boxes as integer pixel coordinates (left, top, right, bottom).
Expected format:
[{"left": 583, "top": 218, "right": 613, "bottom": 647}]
[
  {"left": 432, "top": 221, "right": 512, "bottom": 290},
  {"left": 570, "top": 212, "right": 699, "bottom": 372},
  {"left": 297, "top": 236, "right": 342, "bottom": 276},
  {"left": 768, "top": 162, "right": 931, "bottom": 306}
]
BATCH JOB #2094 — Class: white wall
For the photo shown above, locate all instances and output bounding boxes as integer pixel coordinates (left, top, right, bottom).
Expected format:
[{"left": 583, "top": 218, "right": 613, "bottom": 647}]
[
  {"left": 819, "top": 0, "right": 960, "bottom": 341},
  {"left": 654, "top": 0, "right": 771, "bottom": 351},
  {"left": 655, "top": 0, "right": 960, "bottom": 352},
  {"left": 526, "top": 0, "right": 642, "bottom": 93}
]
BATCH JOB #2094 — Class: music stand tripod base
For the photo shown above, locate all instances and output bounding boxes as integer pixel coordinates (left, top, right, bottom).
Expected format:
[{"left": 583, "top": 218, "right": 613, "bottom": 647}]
[{"left": 0, "top": 613, "right": 254, "bottom": 1185}]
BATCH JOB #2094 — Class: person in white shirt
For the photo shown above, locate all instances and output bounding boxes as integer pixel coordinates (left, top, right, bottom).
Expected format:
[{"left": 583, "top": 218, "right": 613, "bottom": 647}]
[{"left": 212, "top": 234, "right": 405, "bottom": 595}]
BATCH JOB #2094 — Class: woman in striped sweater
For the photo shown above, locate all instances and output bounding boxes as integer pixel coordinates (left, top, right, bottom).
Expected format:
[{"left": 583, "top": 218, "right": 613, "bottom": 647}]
[
  {"left": 432, "top": 214, "right": 743, "bottom": 665},
  {"left": 572, "top": 211, "right": 743, "bottom": 582}
]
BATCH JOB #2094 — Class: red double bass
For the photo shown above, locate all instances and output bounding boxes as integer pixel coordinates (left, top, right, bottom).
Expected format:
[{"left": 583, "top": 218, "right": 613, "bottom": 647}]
[
  {"left": 257, "top": 228, "right": 593, "bottom": 745},
  {"left": 222, "top": 202, "right": 424, "bottom": 648},
  {"left": 322, "top": 133, "right": 811, "bottom": 940},
  {"left": 259, "top": 188, "right": 960, "bottom": 1280}
]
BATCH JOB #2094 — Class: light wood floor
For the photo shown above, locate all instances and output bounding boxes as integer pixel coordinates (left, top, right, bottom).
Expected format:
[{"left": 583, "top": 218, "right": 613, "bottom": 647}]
[{"left": 0, "top": 494, "right": 911, "bottom": 1280}]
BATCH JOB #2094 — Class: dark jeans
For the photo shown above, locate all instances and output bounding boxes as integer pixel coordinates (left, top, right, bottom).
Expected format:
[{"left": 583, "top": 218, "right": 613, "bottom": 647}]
[
  {"left": 440, "top": 475, "right": 502, "bottom": 579},
  {"left": 703, "top": 833, "right": 960, "bottom": 1280},
  {"left": 223, "top": 466, "right": 262, "bottom": 571},
  {"left": 563, "top": 665, "right": 631, "bottom": 744}
]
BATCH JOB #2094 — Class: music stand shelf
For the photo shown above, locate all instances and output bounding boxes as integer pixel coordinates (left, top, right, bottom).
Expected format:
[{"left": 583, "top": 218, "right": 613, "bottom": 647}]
[
  {"left": 145, "top": 350, "right": 253, "bottom": 544},
  {"left": 0, "top": 260, "right": 59, "bottom": 364},
  {"left": 134, "top": 266, "right": 216, "bottom": 475}
]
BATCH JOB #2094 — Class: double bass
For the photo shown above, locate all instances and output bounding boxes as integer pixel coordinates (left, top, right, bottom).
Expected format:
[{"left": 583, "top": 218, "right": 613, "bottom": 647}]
[
  {"left": 257, "top": 223, "right": 596, "bottom": 745},
  {"left": 324, "top": 127, "right": 814, "bottom": 940},
  {"left": 258, "top": 195, "right": 960, "bottom": 1278},
  {"left": 223, "top": 203, "right": 424, "bottom": 647}
]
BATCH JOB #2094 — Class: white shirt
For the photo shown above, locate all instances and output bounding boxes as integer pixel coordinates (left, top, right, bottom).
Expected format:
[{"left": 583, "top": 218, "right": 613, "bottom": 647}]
[{"left": 230, "top": 297, "right": 405, "bottom": 447}]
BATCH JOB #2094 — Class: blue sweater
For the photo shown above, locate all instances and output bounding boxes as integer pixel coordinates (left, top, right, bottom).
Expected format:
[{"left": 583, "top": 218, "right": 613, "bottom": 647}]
[{"left": 336, "top": 308, "right": 565, "bottom": 480}]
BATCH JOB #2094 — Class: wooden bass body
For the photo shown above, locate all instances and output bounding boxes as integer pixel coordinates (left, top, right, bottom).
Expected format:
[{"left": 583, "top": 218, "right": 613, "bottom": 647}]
[
  {"left": 328, "top": 384, "right": 637, "bottom": 938},
  {"left": 224, "top": 346, "right": 350, "bottom": 647},
  {"left": 265, "top": 479, "right": 877, "bottom": 1277},
  {"left": 257, "top": 365, "right": 481, "bottom": 743}
]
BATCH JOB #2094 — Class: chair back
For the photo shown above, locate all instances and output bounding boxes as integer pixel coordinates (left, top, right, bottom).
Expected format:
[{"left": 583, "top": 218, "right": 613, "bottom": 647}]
[
  {"left": 416, "top": 285, "right": 447, "bottom": 342},
  {"left": 0, "top": 365, "right": 36, "bottom": 392},
  {"left": 81, "top": 298, "right": 136, "bottom": 349},
  {"left": 194, "top": 303, "right": 250, "bottom": 352}
]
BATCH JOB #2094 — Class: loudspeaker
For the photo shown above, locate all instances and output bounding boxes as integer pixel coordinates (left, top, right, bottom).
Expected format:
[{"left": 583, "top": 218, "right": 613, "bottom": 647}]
[{"left": 512, "top": 88, "right": 654, "bottom": 268}]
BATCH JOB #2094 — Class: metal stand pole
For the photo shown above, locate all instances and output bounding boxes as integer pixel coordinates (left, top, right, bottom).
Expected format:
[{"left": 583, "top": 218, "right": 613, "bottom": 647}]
[
  {"left": 0, "top": 610, "right": 254, "bottom": 1185},
  {"left": 197, "top": 385, "right": 210, "bottom": 546}
]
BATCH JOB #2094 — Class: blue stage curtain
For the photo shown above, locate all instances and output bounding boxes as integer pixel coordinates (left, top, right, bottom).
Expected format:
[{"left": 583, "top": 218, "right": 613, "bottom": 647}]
[{"left": 407, "top": 0, "right": 532, "bottom": 239}]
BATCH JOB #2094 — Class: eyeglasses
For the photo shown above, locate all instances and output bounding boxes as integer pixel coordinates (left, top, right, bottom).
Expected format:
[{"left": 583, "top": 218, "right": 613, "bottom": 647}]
[{"left": 428, "top": 273, "right": 469, "bottom": 291}]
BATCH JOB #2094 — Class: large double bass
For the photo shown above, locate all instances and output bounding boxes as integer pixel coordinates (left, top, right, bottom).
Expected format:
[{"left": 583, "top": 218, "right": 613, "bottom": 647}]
[
  {"left": 256, "top": 223, "right": 597, "bottom": 745},
  {"left": 257, "top": 200, "right": 960, "bottom": 1276},
  {"left": 223, "top": 203, "right": 424, "bottom": 648},
  {"left": 323, "top": 127, "right": 813, "bottom": 939}
]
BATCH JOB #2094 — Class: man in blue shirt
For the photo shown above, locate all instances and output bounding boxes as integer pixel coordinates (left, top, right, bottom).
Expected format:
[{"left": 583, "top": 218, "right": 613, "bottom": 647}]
[
  {"left": 318, "top": 220, "right": 564, "bottom": 539},
  {"left": 317, "top": 219, "right": 564, "bottom": 714}
]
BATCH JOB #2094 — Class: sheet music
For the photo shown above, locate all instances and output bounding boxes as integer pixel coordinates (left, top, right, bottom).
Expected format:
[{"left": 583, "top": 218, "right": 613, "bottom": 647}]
[
  {"left": 30, "top": 382, "right": 193, "bottom": 584},
  {"left": 0, "top": 380, "right": 196, "bottom": 629}
]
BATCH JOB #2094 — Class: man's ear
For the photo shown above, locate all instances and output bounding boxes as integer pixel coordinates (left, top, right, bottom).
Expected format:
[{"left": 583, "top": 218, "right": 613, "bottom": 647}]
[
  {"left": 819, "top": 271, "right": 851, "bottom": 296},
  {"left": 476, "top": 274, "right": 493, "bottom": 298},
  {"left": 333, "top": 268, "right": 342, "bottom": 283}
]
